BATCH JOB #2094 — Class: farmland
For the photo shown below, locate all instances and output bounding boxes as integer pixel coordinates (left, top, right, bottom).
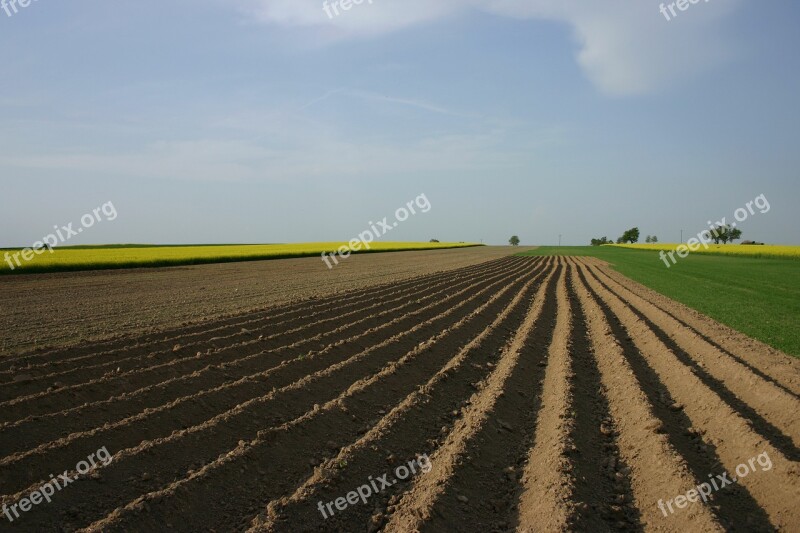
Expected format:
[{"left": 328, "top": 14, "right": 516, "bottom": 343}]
[
  {"left": 0, "top": 246, "right": 519, "bottom": 355},
  {"left": 0, "top": 242, "right": 480, "bottom": 275},
  {"left": 520, "top": 246, "right": 800, "bottom": 357},
  {"left": 4, "top": 2, "right": 799, "bottom": 532},
  {"left": 611, "top": 243, "right": 800, "bottom": 260},
  {"left": 0, "top": 253, "right": 797, "bottom": 532}
]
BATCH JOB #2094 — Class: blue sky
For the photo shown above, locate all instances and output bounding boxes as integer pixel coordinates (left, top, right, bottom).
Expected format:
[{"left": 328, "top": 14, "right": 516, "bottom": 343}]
[{"left": 1, "top": 0, "right": 798, "bottom": 246}]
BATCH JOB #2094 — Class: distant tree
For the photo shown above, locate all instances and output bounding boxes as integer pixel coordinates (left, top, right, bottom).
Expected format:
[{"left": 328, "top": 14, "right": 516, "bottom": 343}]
[
  {"left": 711, "top": 224, "right": 742, "bottom": 244},
  {"left": 651, "top": 235, "right": 658, "bottom": 243},
  {"left": 710, "top": 225, "right": 724, "bottom": 244},
  {"left": 645, "top": 235, "right": 652, "bottom": 243},
  {"left": 429, "top": 239, "right": 440, "bottom": 243},
  {"left": 509, "top": 235, "right": 520, "bottom": 246},
  {"left": 719, "top": 225, "right": 731, "bottom": 244},
  {"left": 618, "top": 227, "right": 640, "bottom": 244},
  {"left": 590, "top": 236, "right": 610, "bottom": 246}
]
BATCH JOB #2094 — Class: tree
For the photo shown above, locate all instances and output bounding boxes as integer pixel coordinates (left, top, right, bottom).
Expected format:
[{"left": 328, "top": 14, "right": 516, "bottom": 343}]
[
  {"left": 710, "top": 224, "right": 742, "bottom": 244},
  {"left": 651, "top": 235, "right": 658, "bottom": 243},
  {"left": 429, "top": 239, "right": 440, "bottom": 243},
  {"left": 645, "top": 235, "right": 652, "bottom": 243},
  {"left": 618, "top": 227, "right": 640, "bottom": 244},
  {"left": 719, "top": 225, "right": 732, "bottom": 244},
  {"left": 710, "top": 225, "right": 725, "bottom": 244},
  {"left": 509, "top": 235, "right": 520, "bottom": 246},
  {"left": 590, "top": 236, "right": 610, "bottom": 246}
]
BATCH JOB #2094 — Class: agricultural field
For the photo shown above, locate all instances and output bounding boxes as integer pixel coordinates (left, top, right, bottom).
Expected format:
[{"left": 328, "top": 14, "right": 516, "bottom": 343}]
[
  {"left": 0, "top": 246, "right": 523, "bottom": 355},
  {"left": 0, "top": 242, "right": 480, "bottom": 275},
  {"left": 611, "top": 243, "right": 800, "bottom": 260},
  {"left": 1, "top": 254, "right": 797, "bottom": 531},
  {"left": 3, "top": 2, "right": 799, "bottom": 532},
  {"left": 520, "top": 246, "right": 800, "bottom": 357}
]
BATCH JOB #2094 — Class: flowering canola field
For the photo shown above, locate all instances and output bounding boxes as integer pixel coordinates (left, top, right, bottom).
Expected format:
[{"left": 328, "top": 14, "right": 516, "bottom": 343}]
[
  {"left": 0, "top": 242, "right": 480, "bottom": 274},
  {"left": 611, "top": 243, "right": 800, "bottom": 259}
]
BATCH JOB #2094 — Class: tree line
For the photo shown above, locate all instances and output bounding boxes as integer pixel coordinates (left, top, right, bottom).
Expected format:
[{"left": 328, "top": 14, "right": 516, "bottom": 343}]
[{"left": 591, "top": 225, "right": 744, "bottom": 246}]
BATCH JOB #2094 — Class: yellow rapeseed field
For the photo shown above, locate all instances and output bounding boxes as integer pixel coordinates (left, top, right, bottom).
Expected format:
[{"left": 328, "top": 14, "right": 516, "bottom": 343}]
[
  {"left": 0, "top": 242, "right": 480, "bottom": 274},
  {"left": 611, "top": 243, "right": 800, "bottom": 259}
]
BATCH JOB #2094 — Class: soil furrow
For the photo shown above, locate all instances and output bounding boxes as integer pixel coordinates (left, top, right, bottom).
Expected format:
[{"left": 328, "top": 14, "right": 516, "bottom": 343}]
[
  {"left": 574, "top": 263, "right": 769, "bottom": 530},
  {"left": 593, "top": 260, "right": 800, "bottom": 398},
  {"left": 0, "top": 258, "right": 514, "bottom": 382},
  {"left": 0, "top": 257, "right": 513, "bottom": 372},
  {"left": 0, "top": 257, "right": 515, "bottom": 402},
  {"left": 0, "top": 260, "right": 530, "bottom": 458},
  {"left": 579, "top": 259, "right": 800, "bottom": 456},
  {"left": 0, "top": 259, "right": 529, "bottom": 417},
  {"left": 389, "top": 264, "right": 560, "bottom": 533},
  {"left": 542, "top": 264, "right": 641, "bottom": 532},
  {"left": 1, "top": 261, "right": 545, "bottom": 530},
  {"left": 517, "top": 259, "right": 576, "bottom": 532},
  {"left": 2, "top": 253, "right": 795, "bottom": 533},
  {"left": 382, "top": 265, "right": 558, "bottom": 532},
  {"left": 251, "top": 264, "right": 557, "bottom": 533},
  {"left": 577, "top": 259, "right": 800, "bottom": 531},
  {"left": 568, "top": 258, "right": 723, "bottom": 532},
  {"left": 1, "top": 248, "right": 524, "bottom": 357},
  {"left": 0, "top": 259, "right": 541, "bottom": 497},
  {"left": 88, "top": 261, "right": 554, "bottom": 533}
]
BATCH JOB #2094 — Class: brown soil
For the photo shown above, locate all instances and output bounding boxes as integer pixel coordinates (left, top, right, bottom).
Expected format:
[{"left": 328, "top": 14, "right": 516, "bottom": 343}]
[
  {"left": 0, "top": 246, "right": 528, "bottom": 356},
  {"left": 0, "top": 255, "right": 797, "bottom": 533}
]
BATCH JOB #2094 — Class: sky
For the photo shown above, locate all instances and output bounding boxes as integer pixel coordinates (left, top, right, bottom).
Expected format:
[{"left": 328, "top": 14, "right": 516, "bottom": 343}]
[{"left": 1, "top": 0, "right": 798, "bottom": 246}]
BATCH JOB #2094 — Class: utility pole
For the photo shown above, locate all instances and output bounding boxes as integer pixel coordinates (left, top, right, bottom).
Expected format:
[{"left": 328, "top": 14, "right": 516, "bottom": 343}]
[
  {"left": 680, "top": 229, "right": 683, "bottom": 243},
  {"left": 558, "top": 234, "right": 562, "bottom": 247}
]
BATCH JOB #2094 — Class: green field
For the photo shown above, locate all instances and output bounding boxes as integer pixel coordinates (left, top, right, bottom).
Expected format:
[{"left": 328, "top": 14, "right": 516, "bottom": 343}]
[
  {"left": 0, "top": 242, "right": 481, "bottom": 275},
  {"left": 519, "top": 246, "right": 800, "bottom": 357}
]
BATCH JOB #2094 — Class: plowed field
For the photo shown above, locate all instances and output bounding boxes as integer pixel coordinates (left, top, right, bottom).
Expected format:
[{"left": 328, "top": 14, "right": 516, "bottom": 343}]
[{"left": 1, "top": 256, "right": 798, "bottom": 532}]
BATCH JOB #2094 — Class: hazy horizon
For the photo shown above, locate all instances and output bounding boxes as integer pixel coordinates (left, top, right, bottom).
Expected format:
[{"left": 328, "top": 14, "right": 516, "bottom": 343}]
[{"left": 2, "top": 0, "right": 799, "bottom": 247}]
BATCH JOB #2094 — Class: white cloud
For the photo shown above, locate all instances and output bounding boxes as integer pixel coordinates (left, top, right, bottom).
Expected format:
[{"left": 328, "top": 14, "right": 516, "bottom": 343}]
[{"left": 236, "top": 0, "right": 743, "bottom": 95}]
